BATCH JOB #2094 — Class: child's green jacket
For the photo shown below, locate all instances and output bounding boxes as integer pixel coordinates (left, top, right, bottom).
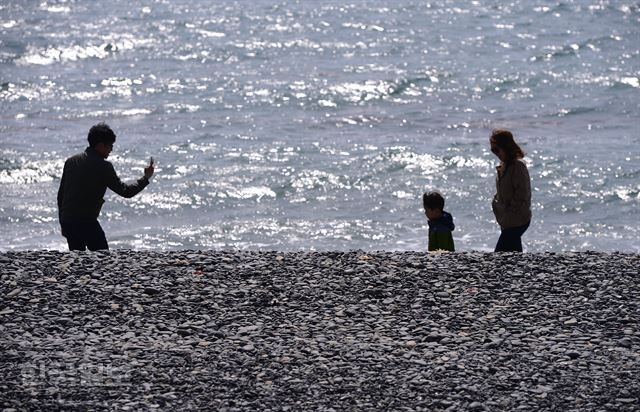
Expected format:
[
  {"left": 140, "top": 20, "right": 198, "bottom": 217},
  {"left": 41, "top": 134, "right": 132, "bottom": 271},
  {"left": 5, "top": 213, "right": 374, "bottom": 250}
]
[{"left": 428, "top": 211, "right": 455, "bottom": 251}]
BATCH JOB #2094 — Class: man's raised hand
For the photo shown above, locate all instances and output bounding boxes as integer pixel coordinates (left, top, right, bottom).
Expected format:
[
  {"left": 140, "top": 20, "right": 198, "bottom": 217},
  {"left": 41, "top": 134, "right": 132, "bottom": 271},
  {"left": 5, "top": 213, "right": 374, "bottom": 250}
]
[{"left": 144, "top": 157, "right": 155, "bottom": 179}]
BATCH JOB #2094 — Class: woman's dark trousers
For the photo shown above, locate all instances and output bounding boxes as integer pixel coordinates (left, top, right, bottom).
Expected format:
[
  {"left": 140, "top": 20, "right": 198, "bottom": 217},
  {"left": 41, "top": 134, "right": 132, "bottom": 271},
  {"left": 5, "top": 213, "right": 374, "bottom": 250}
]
[{"left": 495, "top": 222, "right": 530, "bottom": 252}]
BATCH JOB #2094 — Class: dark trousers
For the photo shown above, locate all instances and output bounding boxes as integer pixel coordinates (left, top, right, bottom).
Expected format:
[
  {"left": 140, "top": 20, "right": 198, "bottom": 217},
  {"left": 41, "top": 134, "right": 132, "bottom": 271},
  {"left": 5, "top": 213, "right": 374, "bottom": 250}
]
[
  {"left": 495, "top": 222, "right": 530, "bottom": 252},
  {"left": 61, "top": 220, "right": 109, "bottom": 251}
]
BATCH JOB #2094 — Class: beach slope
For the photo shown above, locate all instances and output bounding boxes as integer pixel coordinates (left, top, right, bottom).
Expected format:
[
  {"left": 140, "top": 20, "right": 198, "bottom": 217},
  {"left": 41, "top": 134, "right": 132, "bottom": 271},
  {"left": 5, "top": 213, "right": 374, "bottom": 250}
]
[{"left": 1, "top": 251, "right": 638, "bottom": 410}]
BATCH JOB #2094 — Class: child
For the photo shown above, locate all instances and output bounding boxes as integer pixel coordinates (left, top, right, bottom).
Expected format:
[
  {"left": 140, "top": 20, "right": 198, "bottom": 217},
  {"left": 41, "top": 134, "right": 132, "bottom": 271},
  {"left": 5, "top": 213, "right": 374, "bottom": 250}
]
[{"left": 423, "top": 191, "right": 455, "bottom": 251}]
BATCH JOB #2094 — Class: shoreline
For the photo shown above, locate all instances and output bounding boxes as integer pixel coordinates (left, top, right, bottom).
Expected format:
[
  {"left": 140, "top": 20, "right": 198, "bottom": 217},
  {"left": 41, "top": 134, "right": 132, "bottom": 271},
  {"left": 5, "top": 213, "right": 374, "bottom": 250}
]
[{"left": 1, "top": 251, "right": 639, "bottom": 410}]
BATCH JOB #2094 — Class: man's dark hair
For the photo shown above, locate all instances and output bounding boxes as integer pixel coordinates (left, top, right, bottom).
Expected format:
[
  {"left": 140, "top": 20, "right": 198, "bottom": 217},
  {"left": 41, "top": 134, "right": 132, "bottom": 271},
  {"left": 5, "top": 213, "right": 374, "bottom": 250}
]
[
  {"left": 87, "top": 122, "right": 116, "bottom": 148},
  {"left": 423, "top": 191, "right": 445, "bottom": 211}
]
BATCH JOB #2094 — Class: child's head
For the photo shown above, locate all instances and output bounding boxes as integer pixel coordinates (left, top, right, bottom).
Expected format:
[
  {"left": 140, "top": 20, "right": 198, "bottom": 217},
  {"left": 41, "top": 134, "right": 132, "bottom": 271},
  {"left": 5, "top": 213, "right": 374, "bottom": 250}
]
[{"left": 423, "top": 191, "right": 445, "bottom": 220}]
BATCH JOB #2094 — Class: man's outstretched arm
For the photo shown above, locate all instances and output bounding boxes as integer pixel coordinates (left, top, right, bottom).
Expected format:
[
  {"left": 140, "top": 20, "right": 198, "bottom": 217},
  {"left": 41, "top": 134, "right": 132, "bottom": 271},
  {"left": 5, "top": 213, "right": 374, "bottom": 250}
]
[{"left": 104, "top": 160, "right": 154, "bottom": 198}]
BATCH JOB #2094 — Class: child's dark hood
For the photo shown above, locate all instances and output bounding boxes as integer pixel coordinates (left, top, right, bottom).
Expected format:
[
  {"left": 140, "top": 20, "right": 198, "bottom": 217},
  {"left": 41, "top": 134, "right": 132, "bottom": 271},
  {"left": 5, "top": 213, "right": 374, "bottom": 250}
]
[{"left": 428, "top": 211, "right": 455, "bottom": 232}]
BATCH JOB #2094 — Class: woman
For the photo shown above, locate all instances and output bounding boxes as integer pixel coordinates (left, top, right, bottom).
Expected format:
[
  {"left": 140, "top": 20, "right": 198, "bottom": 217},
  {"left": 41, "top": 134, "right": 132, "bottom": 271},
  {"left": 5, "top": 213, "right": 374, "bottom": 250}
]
[{"left": 490, "top": 129, "right": 532, "bottom": 252}]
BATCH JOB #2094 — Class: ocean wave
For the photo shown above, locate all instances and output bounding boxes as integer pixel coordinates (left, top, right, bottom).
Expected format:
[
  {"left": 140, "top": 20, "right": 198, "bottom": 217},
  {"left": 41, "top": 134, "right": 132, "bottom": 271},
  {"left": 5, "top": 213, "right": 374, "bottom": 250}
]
[
  {"left": 61, "top": 108, "right": 154, "bottom": 119},
  {"left": 0, "top": 159, "right": 63, "bottom": 185},
  {"left": 159, "top": 217, "right": 393, "bottom": 249},
  {"left": 615, "top": 77, "right": 640, "bottom": 89},
  {"left": 15, "top": 38, "right": 149, "bottom": 66},
  {"left": 0, "top": 81, "right": 57, "bottom": 102},
  {"left": 238, "top": 72, "right": 447, "bottom": 109},
  {"left": 552, "top": 106, "right": 598, "bottom": 118}
]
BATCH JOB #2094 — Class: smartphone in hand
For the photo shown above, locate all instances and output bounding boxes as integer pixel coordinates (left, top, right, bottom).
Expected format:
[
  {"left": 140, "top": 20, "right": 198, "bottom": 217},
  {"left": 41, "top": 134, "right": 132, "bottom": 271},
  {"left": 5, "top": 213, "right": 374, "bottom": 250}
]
[{"left": 144, "top": 156, "right": 155, "bottom": 179}]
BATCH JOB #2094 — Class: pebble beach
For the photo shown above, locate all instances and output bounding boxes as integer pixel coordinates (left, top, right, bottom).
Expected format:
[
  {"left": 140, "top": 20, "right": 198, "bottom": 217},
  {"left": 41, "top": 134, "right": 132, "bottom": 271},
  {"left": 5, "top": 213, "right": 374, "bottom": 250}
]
[{"left": 1, "top": 250, "right": 639, "bottom": 411}]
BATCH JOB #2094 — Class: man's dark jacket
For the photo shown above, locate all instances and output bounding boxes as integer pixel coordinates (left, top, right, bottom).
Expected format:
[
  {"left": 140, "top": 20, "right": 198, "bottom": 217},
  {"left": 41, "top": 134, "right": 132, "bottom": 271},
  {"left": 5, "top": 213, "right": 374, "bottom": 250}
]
[{"left": 57, "top": 147, "right": 149, "bottom": 223}]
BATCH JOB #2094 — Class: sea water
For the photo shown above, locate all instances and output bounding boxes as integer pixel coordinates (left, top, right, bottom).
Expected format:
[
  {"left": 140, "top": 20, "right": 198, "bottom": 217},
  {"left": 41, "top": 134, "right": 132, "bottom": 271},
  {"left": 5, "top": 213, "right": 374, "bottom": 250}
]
[{"left": 1, "top": 1, "right": 638, "bottom": 252}]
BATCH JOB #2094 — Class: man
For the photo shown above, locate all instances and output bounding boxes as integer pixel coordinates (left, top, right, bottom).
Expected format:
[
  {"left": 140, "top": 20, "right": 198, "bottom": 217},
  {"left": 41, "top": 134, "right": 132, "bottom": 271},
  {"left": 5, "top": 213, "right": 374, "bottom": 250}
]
[{"left": 57, "top": 122, "right": 154, "bottom": 251}]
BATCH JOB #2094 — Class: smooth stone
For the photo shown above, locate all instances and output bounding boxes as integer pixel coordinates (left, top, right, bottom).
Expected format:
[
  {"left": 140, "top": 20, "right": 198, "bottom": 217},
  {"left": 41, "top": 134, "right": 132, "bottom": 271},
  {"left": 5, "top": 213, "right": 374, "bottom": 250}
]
[
  {"left": 469, "top": 401, "right": 485, "bottom": 410},
  {"left": 618, "top": 338, "right": 632, "bottom": 348},
  {"left": 6, "top": 288, "right": 21, "bottom": 297}
]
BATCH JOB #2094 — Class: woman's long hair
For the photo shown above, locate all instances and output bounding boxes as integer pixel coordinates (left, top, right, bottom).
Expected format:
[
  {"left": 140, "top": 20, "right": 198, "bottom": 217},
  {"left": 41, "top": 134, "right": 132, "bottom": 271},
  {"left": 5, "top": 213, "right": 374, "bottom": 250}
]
[{"left": 491, "top": 129, "right": 525, "bottom": 161}]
